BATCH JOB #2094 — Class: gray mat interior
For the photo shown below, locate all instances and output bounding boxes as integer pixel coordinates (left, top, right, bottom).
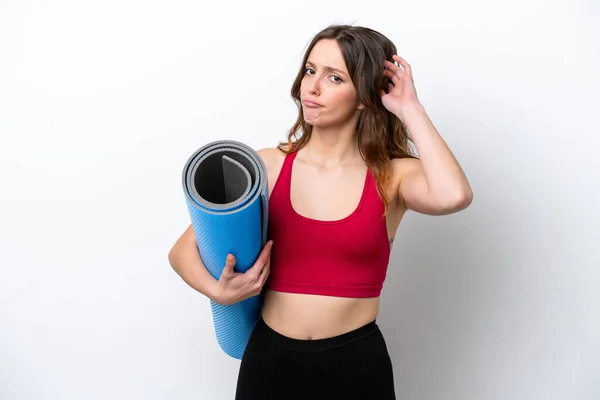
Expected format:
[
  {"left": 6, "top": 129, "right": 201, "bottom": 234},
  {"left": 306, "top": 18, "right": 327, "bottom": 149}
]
[
  {"left": 182, "top": 140, "right": 269, "bottom": 245},
  {"left": 189, "top": 149, "right": 258, "bottom": 210},
  {"left": 192, "top": 153, "right": 251, "bottom": 206}
]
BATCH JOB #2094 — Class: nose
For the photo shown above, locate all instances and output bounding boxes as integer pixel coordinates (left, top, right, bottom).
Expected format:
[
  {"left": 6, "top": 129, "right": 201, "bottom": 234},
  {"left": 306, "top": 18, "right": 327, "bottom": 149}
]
[{"left": 308, "top": 78, "right": 320, "bottom": 96}]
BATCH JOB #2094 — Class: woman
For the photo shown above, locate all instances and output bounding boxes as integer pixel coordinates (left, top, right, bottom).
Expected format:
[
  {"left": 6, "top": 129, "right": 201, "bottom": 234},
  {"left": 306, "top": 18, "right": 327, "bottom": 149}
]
[{"left": 168, "top": 24, "right": 473, "bottom": 399}]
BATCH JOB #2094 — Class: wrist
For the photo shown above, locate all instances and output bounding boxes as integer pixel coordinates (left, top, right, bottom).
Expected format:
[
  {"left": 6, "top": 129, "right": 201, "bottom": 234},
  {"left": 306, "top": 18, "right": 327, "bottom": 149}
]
[
  {"left": 395, "top": 101, "right": 425, "bottom": 121},
  {"left": 207, "top": 279, "right": 222, "bottom": 303}
]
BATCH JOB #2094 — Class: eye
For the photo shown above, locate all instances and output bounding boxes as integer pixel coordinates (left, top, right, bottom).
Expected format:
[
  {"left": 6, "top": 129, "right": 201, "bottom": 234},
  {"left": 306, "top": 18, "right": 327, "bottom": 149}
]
[{"left": 303, "top": 67, "right": 343, "bottom": 83}]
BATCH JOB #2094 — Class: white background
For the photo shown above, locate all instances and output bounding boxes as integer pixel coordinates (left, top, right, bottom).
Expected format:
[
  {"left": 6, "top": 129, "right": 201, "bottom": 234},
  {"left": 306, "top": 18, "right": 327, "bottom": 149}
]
[{"left": 1, "top": 0, "right": 599, "bottom": 399}]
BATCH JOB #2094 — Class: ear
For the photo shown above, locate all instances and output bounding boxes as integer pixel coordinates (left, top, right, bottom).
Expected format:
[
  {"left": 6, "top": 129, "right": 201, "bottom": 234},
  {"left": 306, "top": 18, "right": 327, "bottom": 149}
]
[{"left": 357, "top": 103, "right": 365, "bottom": 110}]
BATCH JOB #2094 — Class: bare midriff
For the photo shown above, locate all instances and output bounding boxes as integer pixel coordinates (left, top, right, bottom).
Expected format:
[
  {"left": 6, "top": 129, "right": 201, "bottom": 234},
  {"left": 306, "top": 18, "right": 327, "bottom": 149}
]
[{"left": 260, "top": 289, "right": 380, "bottom": 340}]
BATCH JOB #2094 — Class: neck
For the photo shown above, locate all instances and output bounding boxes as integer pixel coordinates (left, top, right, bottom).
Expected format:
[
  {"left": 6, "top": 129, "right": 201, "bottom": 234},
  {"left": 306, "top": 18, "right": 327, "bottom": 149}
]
[{"left": 303, "top": 118, "right": 361, "bottom": 167}]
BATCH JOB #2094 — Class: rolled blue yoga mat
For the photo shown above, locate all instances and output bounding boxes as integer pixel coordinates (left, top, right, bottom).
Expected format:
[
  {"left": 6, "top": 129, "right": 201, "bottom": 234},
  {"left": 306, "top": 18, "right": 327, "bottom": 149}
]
[{"left": 181, "top": 140, "right": 268, "bottom": 359}]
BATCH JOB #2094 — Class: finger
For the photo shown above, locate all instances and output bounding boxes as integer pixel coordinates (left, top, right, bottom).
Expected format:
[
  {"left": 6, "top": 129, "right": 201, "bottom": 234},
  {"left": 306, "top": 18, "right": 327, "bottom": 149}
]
[
  {"left": 221, "top": 254, "right": 236, "bottom": 278},
  {"left": 258, "top": 270, "right": 270, "bottom": 289},
  {"left": 258, "top": 258, "right": 271, "bottom": 287},
  {"left": 383, "top": 68, "right": 401, "bottom": 86},
  {"left": 384, "top": 63, "right": 404, "bottom": 84},
  {"left": 254, "top": 241, "right": 273, "bottom": 268},
  {"left": 256, "top": 252, "right": 271, "bottom": 281},
  {"left": 261, "top": 254, "right": 271, "bottom": 276},
  {"left": 247, "top": 241, "right": 272, "bottom": 279},
  {"left": 392, "top": 55, "right": 412, "bottom": 75},
  {"left": 384, "top": 60, "right": 404, "bottom": 76}
]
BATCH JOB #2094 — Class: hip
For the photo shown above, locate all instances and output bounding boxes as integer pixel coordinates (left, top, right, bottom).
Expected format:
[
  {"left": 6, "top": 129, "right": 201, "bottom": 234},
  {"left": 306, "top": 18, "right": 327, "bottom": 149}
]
[{"left": 235, "top": 317, "right": 396, "bottom": 400}]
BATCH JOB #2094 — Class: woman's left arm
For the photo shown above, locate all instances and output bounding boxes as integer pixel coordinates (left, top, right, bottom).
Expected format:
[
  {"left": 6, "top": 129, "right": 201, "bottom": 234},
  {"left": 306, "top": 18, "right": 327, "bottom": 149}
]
[
  {"left": 395, "top": 102, "right": 473, "bottom": 215},
  {"left": 382, "top": 55, "right": 473, "bottom": 215}
]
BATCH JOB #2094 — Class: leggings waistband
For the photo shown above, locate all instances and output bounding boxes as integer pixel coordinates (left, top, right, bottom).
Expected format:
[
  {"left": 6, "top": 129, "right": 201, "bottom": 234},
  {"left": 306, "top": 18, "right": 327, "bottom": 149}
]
[{"left": 254, "top": 318, "right": 379, "bottom": 353}]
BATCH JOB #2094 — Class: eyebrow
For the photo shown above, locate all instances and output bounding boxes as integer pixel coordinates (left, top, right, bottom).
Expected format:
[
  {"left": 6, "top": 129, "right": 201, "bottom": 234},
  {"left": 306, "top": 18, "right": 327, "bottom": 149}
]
[{"left": 305, "top": 60, "right": 347, "bottom": 76}]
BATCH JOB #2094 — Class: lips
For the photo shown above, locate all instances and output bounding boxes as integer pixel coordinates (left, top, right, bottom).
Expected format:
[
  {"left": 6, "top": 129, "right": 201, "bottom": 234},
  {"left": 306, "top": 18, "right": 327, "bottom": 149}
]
[{"left": 302, "top": 100, "right": 323, "bottom": 107}]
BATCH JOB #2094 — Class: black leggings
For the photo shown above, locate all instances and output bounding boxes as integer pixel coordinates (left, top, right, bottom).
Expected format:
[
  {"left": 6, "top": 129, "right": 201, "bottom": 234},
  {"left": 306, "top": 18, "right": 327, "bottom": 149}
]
[{"left": 235, "top": 318, "right": 396, "bottom": 399}]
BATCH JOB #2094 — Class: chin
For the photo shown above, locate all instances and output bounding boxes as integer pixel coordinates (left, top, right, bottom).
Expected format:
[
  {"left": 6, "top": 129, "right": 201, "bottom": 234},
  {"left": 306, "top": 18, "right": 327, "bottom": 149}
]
[
  {"left": 305, "top": 116, "right": 344, "bottom": 128},
  {"left": 303, "top": 114, "right": 329, "bottom": 126},
  {"left": 304, "top": 119, "right": 320, "bottom": 126}
]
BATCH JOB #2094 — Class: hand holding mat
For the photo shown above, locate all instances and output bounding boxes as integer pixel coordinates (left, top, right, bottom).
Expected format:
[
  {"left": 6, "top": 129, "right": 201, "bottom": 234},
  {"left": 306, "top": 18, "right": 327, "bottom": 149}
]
[
  {"left": 181, "top": 140, "right": 269, "bottom": 359},
  {"left": 216, "top": 242, "right": 272, "bottom": 306}
]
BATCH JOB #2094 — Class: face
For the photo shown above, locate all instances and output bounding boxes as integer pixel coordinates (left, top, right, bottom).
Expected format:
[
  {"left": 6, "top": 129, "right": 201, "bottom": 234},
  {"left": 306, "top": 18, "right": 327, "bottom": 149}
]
[{"left": 300, "top": 39, "right": 363, "bottom": 126}]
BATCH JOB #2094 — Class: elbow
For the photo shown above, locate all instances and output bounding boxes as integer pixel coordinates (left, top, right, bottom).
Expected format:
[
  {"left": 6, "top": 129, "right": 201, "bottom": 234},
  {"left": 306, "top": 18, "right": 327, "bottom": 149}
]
[
  {"left": 168, "top": 246, "right": 179, "bottom": 269},
  {"left": 437, "top": 187, "right": 473, "bottom": 214},
  {"left": 449, "top": 187, "right": 473, "bottom": 212}
]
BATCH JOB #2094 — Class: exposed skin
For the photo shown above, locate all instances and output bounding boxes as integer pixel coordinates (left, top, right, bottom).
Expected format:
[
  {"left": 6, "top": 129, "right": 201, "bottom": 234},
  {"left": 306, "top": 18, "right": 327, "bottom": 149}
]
[{"left": 168, "top": 38, "right": 473, "bottom": 340}]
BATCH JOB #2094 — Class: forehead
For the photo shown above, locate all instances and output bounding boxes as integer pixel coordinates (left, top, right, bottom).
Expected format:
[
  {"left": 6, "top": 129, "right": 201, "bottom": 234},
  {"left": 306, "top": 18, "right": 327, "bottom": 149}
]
[{"left": 306, "top": 39, "right": 348, "bottom": 74}]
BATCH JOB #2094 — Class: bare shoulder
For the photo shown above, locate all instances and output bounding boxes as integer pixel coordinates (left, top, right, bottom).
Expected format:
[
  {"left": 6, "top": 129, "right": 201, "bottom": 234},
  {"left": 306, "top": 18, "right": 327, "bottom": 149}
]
[
  {"left": 257, "top": 145, "right": 289, "bottom": 195},
  {"left": 257, "top": 146, "right": 287, "bottom": 170}
]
